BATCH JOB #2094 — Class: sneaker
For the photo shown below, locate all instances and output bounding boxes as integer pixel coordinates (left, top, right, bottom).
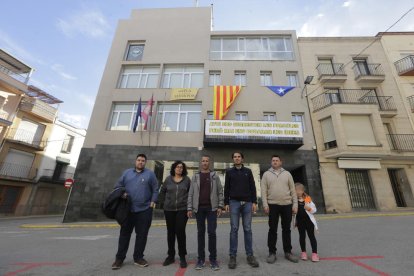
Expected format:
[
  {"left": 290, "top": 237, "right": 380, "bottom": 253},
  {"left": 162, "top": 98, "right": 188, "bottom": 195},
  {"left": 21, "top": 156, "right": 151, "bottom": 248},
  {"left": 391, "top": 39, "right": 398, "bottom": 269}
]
[
  {"left": 266, "top": 253, "right": 277, "bottom": 264},
  {"left": 311, "top": 253, "right": 320, "bottom": 262},
  {"left": 210, "top": 259, "right": 220, "bottom": 271},
  {"left": 195, "top": 259, "right": 205, "bottom": 270},
  {"left": 246, "top": 255, "right": 259, "bottom": 268},
  {"left": 163, "top": 256, "right": 175, "bottom": 266},
  {"left": 180, "top": 257, "right": 187, "bottom": 268},
  {"left": 134, "top": 259, "right": 149, "bottom": 267},
  {"left": 285, "top": 253, "right": 299, "bottom": 263},
  {"left": 111, "top": 259, "right": 123, "bottom": 270},
  {"left": 228, "top": 256, "right": 237, "bottom": 269},
  {"left": 301, "top": 252, "right": 308, "bottom": 261}
]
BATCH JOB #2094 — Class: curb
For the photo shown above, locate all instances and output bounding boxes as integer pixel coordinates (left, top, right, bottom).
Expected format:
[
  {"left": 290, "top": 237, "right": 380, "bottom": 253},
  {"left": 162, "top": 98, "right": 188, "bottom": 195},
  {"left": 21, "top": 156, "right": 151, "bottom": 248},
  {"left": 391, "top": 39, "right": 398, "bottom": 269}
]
[{"left": 19, "top": 211, "right": 414, "bottom": 229}]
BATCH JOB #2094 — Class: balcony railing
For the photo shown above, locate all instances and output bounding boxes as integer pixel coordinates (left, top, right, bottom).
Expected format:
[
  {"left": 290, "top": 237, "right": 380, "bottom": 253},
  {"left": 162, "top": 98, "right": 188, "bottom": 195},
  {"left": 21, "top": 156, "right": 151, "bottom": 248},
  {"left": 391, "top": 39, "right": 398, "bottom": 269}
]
[
  {"left": 394, "top": 55, "right": 414, "bottom": 76},
  {"left": 6, "top": 128, "right": 46, "bottom": 149},
  {"left": 0, "top": 110, "right": 13, "bottom": 125},
  {"left": 317, "top": 63, "right": 346, "bottom": 76},
  {"left": 312, "top": 89, "right": 396, "bottom": 112},
  {"left": 0, "top": 63, "right": 30, "bottom": 84},
  {"left": 353, "top": 63, "right": 385, "bottom": 77},
  {"left": 408, "top": 96, "right": 414, "bottom": 112},
  {"left": 0, "top": 162, "right": 35, "bottom": 179},
  {"left": 387, "top": 134, "right": 414, "bottom": 152},
  {"left": 19, "top": 98, "right": 58, "bottom": 122},
  {"left": 39, "top": 169, "right": 74, "bottom": 182}
]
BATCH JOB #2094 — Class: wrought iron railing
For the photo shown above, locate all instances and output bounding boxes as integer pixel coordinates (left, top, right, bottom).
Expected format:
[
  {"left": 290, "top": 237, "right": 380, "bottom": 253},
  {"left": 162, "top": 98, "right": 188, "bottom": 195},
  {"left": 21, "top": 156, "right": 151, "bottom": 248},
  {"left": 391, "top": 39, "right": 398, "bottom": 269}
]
[
  {"left": 394, "top": 55, "right": 414, "bottom": 75},
  {"left": 407, "top": 95, "right": 414, "bottom": 112},
  {"left": 0, "top": 162, "right": 34, "bottom": 179},
  {"left": 0, "top": 63, "right": 30, "bottom": 84},
  {"left": 316, "top": 63, "right": 346, "bottom": 76},
  {"left": 353, "top": 63, "right": 384, "bottom": 77},
  {"left": 386, "top": 134, "right": 414, "bottom": 152},
  {"left": 312, "top": 89, "right": 396, "bottom": 112},
  {"left": 6, "top": 128, "right": 46, "bottom": 148}
]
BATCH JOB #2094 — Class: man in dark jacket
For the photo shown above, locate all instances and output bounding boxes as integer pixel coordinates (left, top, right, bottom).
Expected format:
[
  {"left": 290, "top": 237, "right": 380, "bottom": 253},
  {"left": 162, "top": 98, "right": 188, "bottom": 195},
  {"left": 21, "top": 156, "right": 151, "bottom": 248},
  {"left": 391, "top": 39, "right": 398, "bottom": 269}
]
[
  {"left": 111, "top": 153, "right": 159, "bottom": 270},
  {"left": 224, "top": 152, "right": 259, "bottom": 269}
]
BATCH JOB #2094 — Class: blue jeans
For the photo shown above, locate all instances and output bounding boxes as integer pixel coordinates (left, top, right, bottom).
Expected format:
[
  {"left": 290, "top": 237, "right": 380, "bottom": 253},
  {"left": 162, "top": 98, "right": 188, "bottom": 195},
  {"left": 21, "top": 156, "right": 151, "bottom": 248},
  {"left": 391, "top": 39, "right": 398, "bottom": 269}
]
[
  {"left": 229, "top": 200, "right": 253, "bottom": 257},
  {"left": 196, "top": 207, "right": 217, "bottom": 261}
]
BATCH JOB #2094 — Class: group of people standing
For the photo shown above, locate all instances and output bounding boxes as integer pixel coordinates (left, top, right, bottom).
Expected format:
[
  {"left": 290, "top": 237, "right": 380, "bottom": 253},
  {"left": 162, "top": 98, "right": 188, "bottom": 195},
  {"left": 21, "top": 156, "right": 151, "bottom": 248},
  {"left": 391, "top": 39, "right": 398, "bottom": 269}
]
[{"left": 111, "top": 152, "right": 319, "bottom": 271}]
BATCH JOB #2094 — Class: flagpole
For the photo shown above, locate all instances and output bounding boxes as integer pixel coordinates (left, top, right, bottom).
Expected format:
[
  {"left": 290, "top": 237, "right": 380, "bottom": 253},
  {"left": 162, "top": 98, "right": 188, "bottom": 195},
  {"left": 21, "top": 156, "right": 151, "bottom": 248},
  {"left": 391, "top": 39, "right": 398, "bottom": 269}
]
[{"left": 148, "top": 94, "right": 153, "bottom": 148}]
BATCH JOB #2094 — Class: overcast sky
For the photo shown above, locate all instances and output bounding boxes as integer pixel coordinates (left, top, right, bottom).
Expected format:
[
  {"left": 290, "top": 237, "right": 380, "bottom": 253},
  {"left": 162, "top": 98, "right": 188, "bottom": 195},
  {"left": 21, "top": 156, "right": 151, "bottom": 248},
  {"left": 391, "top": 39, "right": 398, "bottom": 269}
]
[{"left": 1, "top": 0, "right": 413, "bottom": 129}]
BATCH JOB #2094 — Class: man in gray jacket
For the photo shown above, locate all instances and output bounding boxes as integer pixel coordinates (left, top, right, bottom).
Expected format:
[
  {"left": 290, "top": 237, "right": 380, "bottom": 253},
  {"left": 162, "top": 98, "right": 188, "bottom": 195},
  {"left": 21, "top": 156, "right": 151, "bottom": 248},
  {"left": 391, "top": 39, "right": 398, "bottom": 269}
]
[
  {"left": 261, "top": 155, "right": 298, "bottom": 264},
  {"left": 187, "top": 155, "right": 223, "bottom": 271}
]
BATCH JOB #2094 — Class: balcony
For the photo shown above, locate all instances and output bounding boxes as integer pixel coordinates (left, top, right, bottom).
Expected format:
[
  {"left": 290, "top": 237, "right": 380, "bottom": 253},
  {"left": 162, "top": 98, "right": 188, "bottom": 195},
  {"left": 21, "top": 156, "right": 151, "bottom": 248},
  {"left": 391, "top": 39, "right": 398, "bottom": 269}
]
[
  {"left": 6, "top": 128, "right": 46, "bottom": 150},
  {"left": 0, "top": 49, "right": 32, "bottom": 85},
  {"left": 312, "top": 89, "right": 397, "bottom": 115},
  {"left": 19, "top": 97, "right": 58, "bottom": 122},
  {"left": 386, "top": 134, "right": 414, "bottom": 152},
  {"left": 352, "top": 63, "right": 385, "bottom": 83},
  {"left": 394, "top": 55, "right": 414, "bottom": 76},
  {"left": 316, "top": 63, "right": 347, "bottom": 83},
  {"left": 203, "top": 120, "right": 304, "bottom": 149},
  {"left": 0, "top": 110, "right": 13, "bottom": 126},
  {"left": 407, "top": 96, "right": 414, "bottom": 112},
  {"left": 39, "top": 169, "right": 74, "bottom": 184},
  {"left": 0, "top": 162, "right": 36, "bottom": 180}
]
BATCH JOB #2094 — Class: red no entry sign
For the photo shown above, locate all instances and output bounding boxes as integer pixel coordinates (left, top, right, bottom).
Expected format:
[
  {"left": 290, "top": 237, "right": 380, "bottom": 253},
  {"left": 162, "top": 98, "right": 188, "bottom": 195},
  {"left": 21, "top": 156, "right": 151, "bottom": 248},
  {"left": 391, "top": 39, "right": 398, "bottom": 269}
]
[{"left": 64, "top": 178, "right": 74, "bottom": 188}]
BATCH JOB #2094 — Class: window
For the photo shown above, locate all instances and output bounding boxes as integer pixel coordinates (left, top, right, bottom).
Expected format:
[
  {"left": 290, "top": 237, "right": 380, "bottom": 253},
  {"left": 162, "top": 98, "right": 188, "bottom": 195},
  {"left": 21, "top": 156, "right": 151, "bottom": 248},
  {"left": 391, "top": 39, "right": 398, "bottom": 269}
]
[
  {"left": 292, "top": 113, "right": 305, "bottom": 131},
  {"left": 320, "top": 117, "right": 337, "bottom": 149},
  {"left": 0, "top": 149, "right": 35, "bottom": 178},
  {"left": 61, "top": 134, "right": 75, "bottom": 153},
  {"left": 235, "top": 112, "right": 248, "bottom": 121},
  {"left": 234, "top": 71, "right": 247, "bottom": 86},
  {"left": 118, "top": 66, "right": 159, "bottom": 88},
  {"left": 109, "top": 103, "right": 144, "bottom": 131},
  {"left": 210, "top": 36, "right": 294, "bottom": 60},
  {"left": 260, "top": 71, "right": 272, "bottom": 86},
  {"left": 342, "top": 115, "right": 376, "bottom": 146},
  {"left": 15, "top": 118, "right": 45, "bottom": 146},
  {"left": 207, "top": 111, "right": 214, "bottom": 120},
  {"left": 156, "top": 104, "right": 201, "bottom": 132},
  {"left": 209, "top": 71, "right": 221, "bottom": 86},
  {"left": 287, "top": 72, "right": 298, "bottom": 87},
  {"left": 162, "top": 65, "right": 204, "bottom": 88},
  {"left": 125, "top": 44, "right": 144, "bottom": 61},
  {"left": 263, "top": 112, "right": 276, "bottom": 121}
]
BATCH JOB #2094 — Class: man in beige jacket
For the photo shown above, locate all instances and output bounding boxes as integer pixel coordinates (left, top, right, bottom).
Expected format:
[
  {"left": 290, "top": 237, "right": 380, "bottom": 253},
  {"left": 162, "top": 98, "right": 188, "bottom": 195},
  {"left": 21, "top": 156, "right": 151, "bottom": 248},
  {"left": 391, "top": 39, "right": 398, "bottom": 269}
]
[{"left": 261, "top": 155, "right": 298, "bottom": 264}]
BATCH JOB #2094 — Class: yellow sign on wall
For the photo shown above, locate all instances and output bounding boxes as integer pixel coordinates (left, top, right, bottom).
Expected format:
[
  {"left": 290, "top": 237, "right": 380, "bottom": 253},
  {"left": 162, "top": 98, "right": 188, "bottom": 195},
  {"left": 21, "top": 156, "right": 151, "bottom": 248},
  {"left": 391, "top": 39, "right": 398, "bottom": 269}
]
[{"left": 170, "top": 88, "right": 199, "bottom": 100}]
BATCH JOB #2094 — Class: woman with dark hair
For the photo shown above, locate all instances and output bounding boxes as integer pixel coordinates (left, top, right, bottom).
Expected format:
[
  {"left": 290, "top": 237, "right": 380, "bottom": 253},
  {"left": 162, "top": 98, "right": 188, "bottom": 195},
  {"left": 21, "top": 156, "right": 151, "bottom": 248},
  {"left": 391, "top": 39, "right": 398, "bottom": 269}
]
[{"left": 159, "top": 161, "right": 191, "bottom": 268}]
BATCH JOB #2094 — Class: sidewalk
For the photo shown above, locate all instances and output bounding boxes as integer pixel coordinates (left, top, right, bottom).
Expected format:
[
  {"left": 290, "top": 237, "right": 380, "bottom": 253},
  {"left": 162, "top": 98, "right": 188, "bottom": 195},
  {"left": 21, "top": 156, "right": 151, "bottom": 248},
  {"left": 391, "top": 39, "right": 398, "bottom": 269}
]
[{"left": 19, "top": 208, "right": 414, "bottom": 229}]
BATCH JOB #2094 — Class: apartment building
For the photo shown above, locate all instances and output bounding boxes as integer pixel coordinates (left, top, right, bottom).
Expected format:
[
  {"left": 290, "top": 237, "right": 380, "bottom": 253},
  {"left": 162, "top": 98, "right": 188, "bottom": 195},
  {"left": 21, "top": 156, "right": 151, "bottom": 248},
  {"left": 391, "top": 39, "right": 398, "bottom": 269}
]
[
  {"left": 298, "top": 36, "right": 414, "bottom": 213},
  {"left": 64, "top": 7, "right": 323, "bottom": 222}
]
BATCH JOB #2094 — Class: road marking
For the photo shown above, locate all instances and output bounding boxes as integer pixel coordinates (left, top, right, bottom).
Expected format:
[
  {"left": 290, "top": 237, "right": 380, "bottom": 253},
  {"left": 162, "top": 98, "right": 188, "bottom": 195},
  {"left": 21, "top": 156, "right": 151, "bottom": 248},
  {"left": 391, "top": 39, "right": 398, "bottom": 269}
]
[
  {"left": 4, "top": 262, "right": 70, "bottom": 276},
  {"left": 321, "top": 256, "right": 390, "bottom": 276},
  {"left": 50, "top": 235, "right": 111, "bottom": 240},
  {"left": 19, "top": 212, "right": 414, "bottom": 229}
]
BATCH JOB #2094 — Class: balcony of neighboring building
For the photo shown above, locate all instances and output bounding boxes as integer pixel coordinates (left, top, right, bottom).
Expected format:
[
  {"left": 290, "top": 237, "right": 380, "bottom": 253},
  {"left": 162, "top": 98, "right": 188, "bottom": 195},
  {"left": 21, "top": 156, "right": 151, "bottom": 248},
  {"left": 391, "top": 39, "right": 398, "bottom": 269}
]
[
  {"left": 0, "top": 49, "right": 33, "bottom": 90},
  {"left": 203, "top": 120, "right": 304, "bottom": 149},
  {"left": 386, "top": 134, "right": 414, "bottom": 152},
  {"left": 316, "top": 63, "right": 347, "bottom": 83},
  {"left": 0, "top": 161, "right": 37, "bottom": 180},
  {"left": 312, "top": 89, "right": 397, "bottom": 117},
  {"left": 19, "top": 85, "right": 62, "bottom": 122},
  {"left": 352, "top": 62, "right": 385, "bottom": 84},
  {"left": 0, "top": 110, "right": 14, "bottom": 126},
  {"left": 394, "top": 55, "right": 414, "bottom": 76},
  {"left": 5, "top": 128, "right": 47, "bottom": 150}
]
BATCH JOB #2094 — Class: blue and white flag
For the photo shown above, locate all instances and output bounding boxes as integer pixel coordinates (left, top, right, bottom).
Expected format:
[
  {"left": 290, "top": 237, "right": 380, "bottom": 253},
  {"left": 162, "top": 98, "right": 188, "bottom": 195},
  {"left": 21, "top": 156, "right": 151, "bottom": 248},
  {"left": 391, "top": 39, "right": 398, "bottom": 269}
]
[
  {"left": 267, "top": 86, "right": 295, "bottom": 97},
  {"left": 132, "top": 97, "right": 142, "bottom": 133}
]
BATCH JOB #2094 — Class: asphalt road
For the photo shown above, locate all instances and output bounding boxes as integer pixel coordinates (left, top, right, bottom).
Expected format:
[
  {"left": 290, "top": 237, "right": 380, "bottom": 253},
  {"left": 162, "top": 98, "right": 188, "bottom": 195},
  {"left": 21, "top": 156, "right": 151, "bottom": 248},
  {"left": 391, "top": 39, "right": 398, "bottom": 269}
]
[{"left": 1, "top": 213, "right": 413, "bottom": 276}]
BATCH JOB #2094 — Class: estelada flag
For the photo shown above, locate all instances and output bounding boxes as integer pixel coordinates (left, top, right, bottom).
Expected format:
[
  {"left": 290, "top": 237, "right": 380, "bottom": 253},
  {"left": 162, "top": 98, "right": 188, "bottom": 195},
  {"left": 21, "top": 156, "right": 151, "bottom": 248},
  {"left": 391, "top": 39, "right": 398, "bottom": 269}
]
[{"left": 213, "top": 86, "right": 242, "bottom": 120}]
